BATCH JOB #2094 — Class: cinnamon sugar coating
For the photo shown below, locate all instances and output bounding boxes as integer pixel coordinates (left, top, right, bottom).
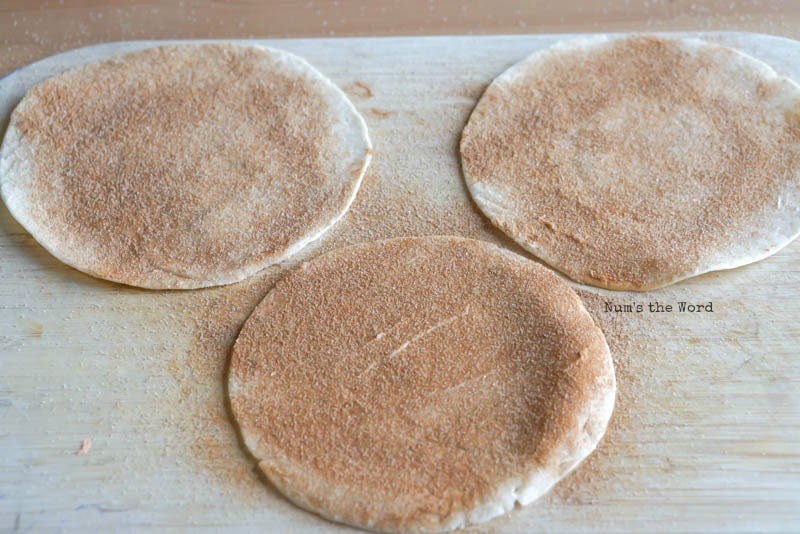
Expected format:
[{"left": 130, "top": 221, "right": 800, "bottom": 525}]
[
  {"left": 461, "top": 35, "right": 800, "bottom": 290},
  {"left": 0, "top": 44, "right": 371, "bottom": 288},
  {"left": 229, "top": 236, "right": 615, "bottom": 532}
]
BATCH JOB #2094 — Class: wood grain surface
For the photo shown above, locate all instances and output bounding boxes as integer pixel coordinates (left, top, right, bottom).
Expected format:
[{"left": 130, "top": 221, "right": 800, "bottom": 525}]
[{"left": 1, "top": 32, "right": 799, "bottom": 532}]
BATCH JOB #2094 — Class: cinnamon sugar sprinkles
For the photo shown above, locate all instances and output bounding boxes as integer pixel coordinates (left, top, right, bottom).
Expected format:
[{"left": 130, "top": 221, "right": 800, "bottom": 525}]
[
  {"left": 461, "top": 34, "right": 800, "bottom": 290},
  {"left": 228, "top": 237, "right": 615, "bottom": 532},
  {"left": 0, "top": 43, "right": 371, "bottom": 289},
  {"left": 4, "top": 32, "right": 798, "bottom": 533}
]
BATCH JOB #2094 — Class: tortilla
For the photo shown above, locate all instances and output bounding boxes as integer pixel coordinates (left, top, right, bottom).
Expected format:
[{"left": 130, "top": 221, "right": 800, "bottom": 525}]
[
  {"left": 228, "top": 236, "right": 615, "bottom": 532},
  {"left": 0, "top": 43, "right": 371, "bottom": 288},
  {"left": 460, "top": 34, "right": 800, "bottom": 290}
]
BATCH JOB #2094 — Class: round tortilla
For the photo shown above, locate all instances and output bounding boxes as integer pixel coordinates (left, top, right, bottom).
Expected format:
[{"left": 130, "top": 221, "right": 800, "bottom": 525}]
[
  {"left": 228, "top": 236, "right": 615, "bottom": 532},
  {"left": 0, "top": 43, "right": 371, "bottom": 289},
  {"left": 460, "top": 34, "right": 800, "bottom": 291}
]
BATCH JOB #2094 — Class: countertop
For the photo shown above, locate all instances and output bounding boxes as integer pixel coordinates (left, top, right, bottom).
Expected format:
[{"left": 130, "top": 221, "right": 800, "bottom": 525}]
[{"left": 2, "top": 0, "right": 800, "bottom": 76}]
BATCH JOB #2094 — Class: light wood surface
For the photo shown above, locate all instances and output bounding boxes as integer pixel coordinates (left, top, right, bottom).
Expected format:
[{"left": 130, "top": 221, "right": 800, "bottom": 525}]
[{"left": 1, "top": 32, "right": 799, "bottom": 532}]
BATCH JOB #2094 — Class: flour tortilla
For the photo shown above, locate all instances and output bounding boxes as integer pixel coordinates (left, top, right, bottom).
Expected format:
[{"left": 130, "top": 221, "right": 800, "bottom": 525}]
[
  {"left": 228, "top": 236, "right": 615, "bottom": 532},
  {"left": 0, "top": 43, "right": 371, "bottom": 289},
  {"left": 461, "top": 34, "right": 800, "bottom": 291}
]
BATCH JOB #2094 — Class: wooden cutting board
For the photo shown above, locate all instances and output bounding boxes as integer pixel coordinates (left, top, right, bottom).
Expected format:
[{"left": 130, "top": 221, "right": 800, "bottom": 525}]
[{"left": 1, "top": 32, "right": 798, "bottom": 532}]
